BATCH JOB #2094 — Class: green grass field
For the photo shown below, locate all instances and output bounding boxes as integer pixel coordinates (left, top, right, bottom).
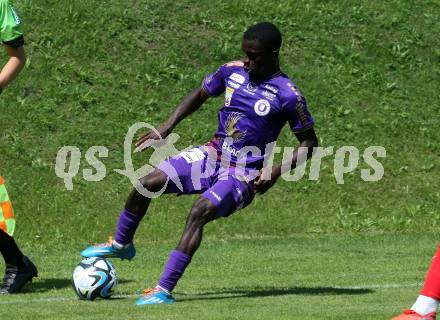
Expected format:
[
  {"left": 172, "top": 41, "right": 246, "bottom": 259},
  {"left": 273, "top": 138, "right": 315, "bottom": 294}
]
[
  {"left": 0, "top": 0, "right": 439, "bottom": 319},
  {"left": 1, "top": 235, "right": 438, "bottom": 319}
]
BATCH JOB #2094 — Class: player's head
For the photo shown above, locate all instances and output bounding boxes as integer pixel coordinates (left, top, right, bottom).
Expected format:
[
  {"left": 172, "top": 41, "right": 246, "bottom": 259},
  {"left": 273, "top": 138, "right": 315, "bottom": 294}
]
[{"left": 242, "top": 22, "right": 282, "bottom": 77}]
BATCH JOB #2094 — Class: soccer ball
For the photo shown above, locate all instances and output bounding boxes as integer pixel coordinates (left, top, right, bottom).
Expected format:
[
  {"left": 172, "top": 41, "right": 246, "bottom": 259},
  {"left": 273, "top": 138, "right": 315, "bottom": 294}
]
[{"left": 72, "top": 257, "right": 118, "bottom": 300}]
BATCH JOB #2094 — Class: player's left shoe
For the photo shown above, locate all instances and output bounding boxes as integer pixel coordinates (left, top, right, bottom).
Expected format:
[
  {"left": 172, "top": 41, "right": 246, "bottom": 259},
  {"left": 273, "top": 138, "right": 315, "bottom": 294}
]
[
  {"left": 391, "top": 309, "right": 437, "bottom": 320},
  {"left": 135, "top": 287, "right": 175, "bottom": 305},
  {"left": 0, "top": 256, "right": 38, "bottom": 294},
  {"left": 80, "top": 237, "right": 136, "bottom": 261}
]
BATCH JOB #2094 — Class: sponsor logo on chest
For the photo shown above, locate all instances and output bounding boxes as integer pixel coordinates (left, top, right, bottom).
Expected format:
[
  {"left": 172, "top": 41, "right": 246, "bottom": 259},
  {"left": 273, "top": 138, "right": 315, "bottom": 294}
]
[
  {"left": 229, "top": 73, "right": 245, "bottom": 84},
  {"left": 264, "top": 84, "right": 278, "bottom": 94},
  {"left": 227, "top": 80, "right": 241, "bottom": 89},
  {"left": 262, "top": 90, "right": 276, "bottom": 100}
]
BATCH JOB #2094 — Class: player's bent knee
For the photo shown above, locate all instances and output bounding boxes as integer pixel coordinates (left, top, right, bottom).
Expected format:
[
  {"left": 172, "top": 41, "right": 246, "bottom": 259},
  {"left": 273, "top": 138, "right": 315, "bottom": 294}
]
[
  {"left": 138, "top": 169, "right": 168, "bottom": 193},
  {"left": 188, "top": 198, "right": 217, "bottom": 225}
]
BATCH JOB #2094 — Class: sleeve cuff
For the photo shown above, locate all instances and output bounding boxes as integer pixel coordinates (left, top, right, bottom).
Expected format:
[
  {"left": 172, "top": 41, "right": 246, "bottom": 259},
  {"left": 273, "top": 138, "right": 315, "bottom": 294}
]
[
  {"left": 292, "top": 123, "right": 314, "bottom": 133},
  {"left": 3, "top": 35, "right": 24, "bottom": 48},
  {"left": 202, "top": 82, "right": 215, "bottom": 97}
]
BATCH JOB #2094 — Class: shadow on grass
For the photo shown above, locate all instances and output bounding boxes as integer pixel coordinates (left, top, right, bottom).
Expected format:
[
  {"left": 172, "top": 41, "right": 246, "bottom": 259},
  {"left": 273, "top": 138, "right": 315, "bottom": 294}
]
[
  {"left": 21, "top": 278, "right": 134, "bottom": 293},
  {"left": 178, "top": 286, "right": 373, "bottom": 301}
]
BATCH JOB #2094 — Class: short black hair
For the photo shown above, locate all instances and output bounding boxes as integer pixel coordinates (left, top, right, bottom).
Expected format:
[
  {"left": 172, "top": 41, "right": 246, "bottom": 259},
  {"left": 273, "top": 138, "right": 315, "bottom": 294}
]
[{"left": 243, "top": 22, "right": 282, "bottom": 52}]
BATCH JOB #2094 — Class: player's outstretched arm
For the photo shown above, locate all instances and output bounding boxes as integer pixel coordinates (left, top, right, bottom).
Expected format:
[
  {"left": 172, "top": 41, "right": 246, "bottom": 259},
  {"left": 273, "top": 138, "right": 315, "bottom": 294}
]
[
  {"left": 0, "top": 45, "right": 25, "bottom": 93},
  {"left": 135, "top": 86, "right": 210, "bottom": 152},
  {"left": 254, "top": 127, "right": 318, "bottom": 194}
]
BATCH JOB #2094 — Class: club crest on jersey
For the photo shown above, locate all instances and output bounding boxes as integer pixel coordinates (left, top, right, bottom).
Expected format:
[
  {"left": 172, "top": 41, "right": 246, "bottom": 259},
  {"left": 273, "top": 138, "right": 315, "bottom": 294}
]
[
  {"left": 254, "top": 99, "right": 271, "bottom": 116},
  {"left": 229, "top": 73, "right": 245, "bottom": 84},
  {"left": 225, "top": 87, "right": 234, "bottom": 106}
]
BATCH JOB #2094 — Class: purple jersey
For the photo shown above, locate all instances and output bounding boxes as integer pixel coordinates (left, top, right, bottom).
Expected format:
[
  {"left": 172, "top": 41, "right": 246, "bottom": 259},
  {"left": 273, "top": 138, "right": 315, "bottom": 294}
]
[{"left": 202, "top": 61, "right": 314, "bottom": 169}]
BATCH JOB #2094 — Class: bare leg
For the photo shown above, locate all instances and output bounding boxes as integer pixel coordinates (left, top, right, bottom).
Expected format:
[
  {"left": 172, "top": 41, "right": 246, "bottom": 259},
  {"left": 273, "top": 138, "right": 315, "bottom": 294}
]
[
  {"left": 125, "top": 169, "right": 168, "bottom": 216},
  {"left": 157, "top": 197, "right": 217, "bottom": 293},
  {"left": 114, "top": 169, "right": 168, "bottom": 245},
  {"left": 176, "top": 197, "right": 217, "bottom": 256}
]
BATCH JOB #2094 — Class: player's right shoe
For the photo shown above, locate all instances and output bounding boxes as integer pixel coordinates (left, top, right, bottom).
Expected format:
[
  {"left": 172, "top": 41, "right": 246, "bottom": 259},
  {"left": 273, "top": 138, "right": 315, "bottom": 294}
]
[
  {"left": 80, "top": 237, "right": 136, "bottom": 261},
  {"left": 0, "top": 256, "right": 38, "bottom": 294},
  {"left": 135, "top": 287, "right": 175, "bottom": 305},
  {"left": 392, "top": 310, "right": 437, "bottom": 320}
]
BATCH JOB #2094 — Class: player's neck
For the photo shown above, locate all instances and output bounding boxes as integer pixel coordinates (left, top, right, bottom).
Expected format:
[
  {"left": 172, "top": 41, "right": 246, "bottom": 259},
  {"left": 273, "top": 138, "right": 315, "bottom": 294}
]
[{"left": 250, "top": 63, "right": 280, "bottom": 82}]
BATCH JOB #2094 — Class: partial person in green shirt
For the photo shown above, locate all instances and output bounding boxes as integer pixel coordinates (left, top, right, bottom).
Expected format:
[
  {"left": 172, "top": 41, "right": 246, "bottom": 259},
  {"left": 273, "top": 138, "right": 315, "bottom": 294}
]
[
  {"left": 0, "top": 0, "right": 37, "bottom": 294},
  {"left": 0, "top": 0, "right": 25, "bottom": 92}
]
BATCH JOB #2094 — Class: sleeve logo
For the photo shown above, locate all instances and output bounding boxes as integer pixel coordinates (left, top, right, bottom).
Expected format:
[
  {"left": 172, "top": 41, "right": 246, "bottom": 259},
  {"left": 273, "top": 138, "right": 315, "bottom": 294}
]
[
  {"left": 225, "top": 87, "right": 234, "bottom": 106},
  {"left": 10, "top": 7, "right": 21, "bottom": 25}
]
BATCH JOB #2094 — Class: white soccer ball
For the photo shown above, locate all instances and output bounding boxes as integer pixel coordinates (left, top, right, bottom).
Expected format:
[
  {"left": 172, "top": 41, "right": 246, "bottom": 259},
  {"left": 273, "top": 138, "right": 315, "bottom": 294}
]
[{"left": 72, "top": 257, "right": 118, "bottom": 300}]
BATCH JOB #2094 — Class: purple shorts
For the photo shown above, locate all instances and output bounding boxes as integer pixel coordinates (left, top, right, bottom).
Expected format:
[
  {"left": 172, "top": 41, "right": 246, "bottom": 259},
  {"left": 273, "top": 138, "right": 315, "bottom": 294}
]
[{"left": 157, "top": 145, "right": 256, "bottom": 217}]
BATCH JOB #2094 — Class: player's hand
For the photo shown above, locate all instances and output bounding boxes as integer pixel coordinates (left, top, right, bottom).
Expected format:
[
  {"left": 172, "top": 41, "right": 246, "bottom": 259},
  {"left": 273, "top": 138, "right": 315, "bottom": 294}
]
[
  {"left": 254, "top": 165, "right": 281, "bottom": 195},
  {"left": 134, "top": 124, "right": 171, "bottom": 152}
]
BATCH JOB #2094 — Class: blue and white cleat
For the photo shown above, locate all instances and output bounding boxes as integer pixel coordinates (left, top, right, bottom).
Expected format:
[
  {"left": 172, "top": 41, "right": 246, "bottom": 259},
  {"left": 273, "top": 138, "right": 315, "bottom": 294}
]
[
  {"left": 80, "top": 237, "right": 136, "bottom": 261},
  {"left": 136, "top": 287, "right": 175, "bottom": 305}
]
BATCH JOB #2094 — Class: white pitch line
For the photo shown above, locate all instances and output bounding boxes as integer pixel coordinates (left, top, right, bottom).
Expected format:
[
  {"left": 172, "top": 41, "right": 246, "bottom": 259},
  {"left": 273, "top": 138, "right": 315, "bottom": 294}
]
[
  {"left": 0, "top": 293, "right": 139, "bottom": 305},
  {"left": 0, "top": 283, "right": 422, "bottom": 305}
]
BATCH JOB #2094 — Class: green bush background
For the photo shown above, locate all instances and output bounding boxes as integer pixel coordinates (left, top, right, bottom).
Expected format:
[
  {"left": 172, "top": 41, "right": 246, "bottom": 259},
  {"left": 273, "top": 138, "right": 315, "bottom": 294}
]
[{"left": 0, "top": 0, "right": 439, "bottom": 249}]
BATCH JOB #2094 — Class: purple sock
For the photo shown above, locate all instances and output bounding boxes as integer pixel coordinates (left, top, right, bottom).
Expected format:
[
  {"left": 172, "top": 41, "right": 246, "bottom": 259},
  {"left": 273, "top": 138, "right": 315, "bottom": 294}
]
[
  {"left": 158, "top": 250, "right": 192, "bottom": 293},
  {"left": 114, "top": 208, "right": 143, "bottom": 245}
]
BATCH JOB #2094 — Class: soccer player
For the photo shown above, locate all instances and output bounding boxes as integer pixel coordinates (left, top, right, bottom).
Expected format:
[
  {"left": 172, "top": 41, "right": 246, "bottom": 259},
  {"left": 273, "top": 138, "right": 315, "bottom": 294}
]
[
  {"left": 0, "top": 0, "right": 38, "bottom": 294},
  {"left": 392, "top": 245, "right": 440, "bottom": 319},
  {"left": 81, "top": 22, "right": 318, "bottom": 305}
]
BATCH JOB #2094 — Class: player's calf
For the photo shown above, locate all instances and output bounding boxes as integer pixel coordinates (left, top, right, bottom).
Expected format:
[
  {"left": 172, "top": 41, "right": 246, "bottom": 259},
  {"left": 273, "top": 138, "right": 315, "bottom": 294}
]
[
  {"left": 176, "top": 197, "right": 217, "bottom": 256},
  {"left": 80, "top": 171, "right": 169, "bottom": 261}
]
